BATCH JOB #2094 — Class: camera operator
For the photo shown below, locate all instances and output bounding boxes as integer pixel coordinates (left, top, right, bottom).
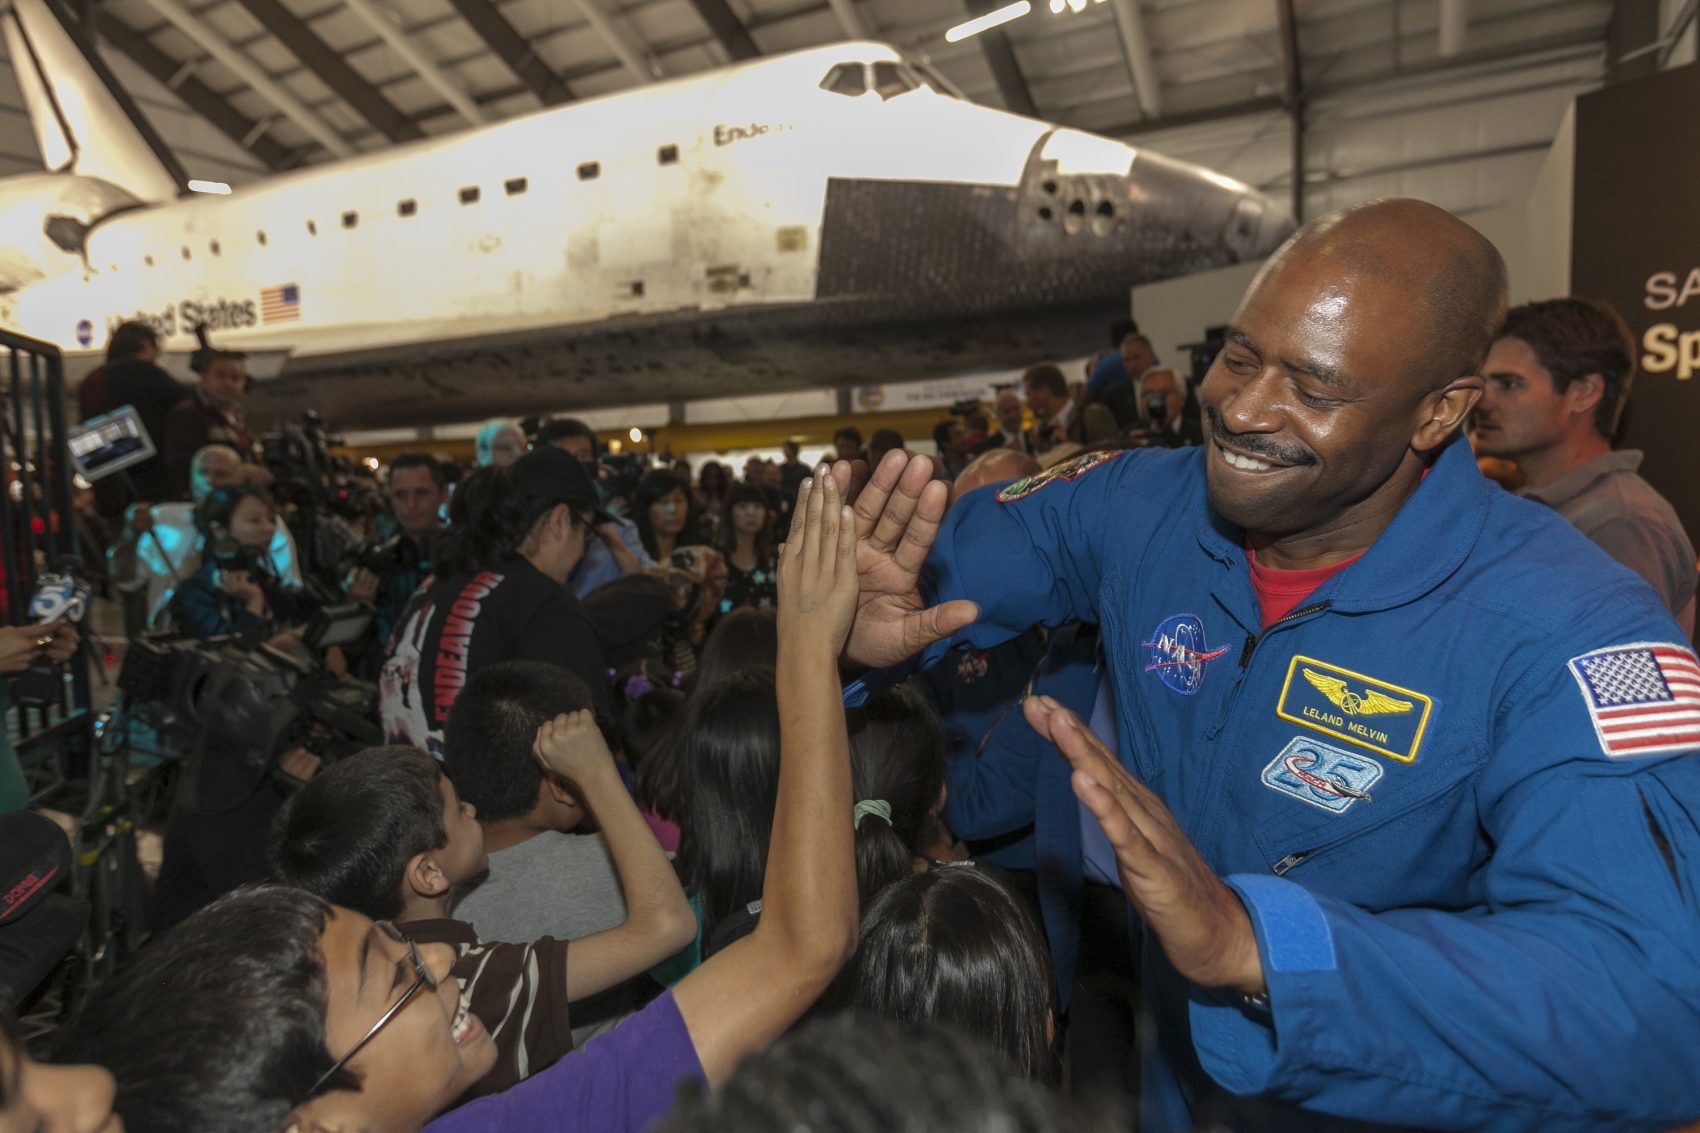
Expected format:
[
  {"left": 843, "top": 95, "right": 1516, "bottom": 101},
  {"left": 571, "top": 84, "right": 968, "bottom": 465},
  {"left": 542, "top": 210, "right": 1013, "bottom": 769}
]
[
  {"left": 536, "top": 419, "right": 654, "bottom": 598},
  {"left": 108, "top": 445, "right": 304, "bottom": 633},
  {"left": 1124, "top": 367, "right": 1202, "bottom": 448},
  {"left": 163, "top": 344, "right": 255, "bottom": 498},
  {"left": 167, "top": 484, "right": 308, "bottom": 647},
  {"left": 346, "top": 453, "right": 446, "bottom": 658},
  {"left": 78, "top": 321, "right": 186, "bottom": 524},
  {"left": 380, "top": 448, "right": 614, "bottom": 759}
]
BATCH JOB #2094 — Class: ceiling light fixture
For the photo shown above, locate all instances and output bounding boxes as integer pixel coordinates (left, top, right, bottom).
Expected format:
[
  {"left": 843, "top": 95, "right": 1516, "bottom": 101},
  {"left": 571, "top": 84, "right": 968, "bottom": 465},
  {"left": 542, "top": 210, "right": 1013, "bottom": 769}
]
[
  {"left": 944, "top": 1, "right": 1031, "bottom": 43},
  {"left": 187, "top": 180, "right": 232, "bottom": 194}
]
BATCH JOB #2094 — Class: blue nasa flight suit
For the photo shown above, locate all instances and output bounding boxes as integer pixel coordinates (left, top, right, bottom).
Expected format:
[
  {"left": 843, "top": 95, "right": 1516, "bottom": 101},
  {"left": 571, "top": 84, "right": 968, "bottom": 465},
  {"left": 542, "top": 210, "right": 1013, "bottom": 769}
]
[{"left": 922, "top": 437, "right": 1700, "bottom": 1132}]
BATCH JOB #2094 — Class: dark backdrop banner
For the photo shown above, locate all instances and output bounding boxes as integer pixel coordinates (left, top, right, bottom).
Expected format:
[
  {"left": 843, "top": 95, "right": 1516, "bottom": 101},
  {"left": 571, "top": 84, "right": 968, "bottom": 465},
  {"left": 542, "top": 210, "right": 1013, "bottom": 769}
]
[{"left": 1571, "top": 61, "right": 1700, "bottom": 547}]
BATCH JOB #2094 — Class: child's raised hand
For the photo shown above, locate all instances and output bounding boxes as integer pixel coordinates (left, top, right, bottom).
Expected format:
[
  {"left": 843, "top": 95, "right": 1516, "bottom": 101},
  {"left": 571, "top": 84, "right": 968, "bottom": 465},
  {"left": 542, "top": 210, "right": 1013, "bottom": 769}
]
[
  {"left": 777, "top": 465, "right": 858, "bottom": 658},
  {"left": 531, "top": 710, "right": 613, "bottom": 785}
]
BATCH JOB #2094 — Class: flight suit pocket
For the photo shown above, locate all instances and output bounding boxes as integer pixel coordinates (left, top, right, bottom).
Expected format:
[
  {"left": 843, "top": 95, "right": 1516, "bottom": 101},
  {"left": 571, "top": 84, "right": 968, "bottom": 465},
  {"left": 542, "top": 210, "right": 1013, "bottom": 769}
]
[{"left": 1250, "top": 748, "right": 1485, "bottom": 908}]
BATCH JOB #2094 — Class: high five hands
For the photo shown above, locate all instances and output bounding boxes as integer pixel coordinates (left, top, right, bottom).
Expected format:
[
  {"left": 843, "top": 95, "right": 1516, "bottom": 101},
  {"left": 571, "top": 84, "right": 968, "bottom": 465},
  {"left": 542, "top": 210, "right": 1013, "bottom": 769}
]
[
  {"left": 1025, "top": 695, "right": 1268, "bottom": 997},
  {"left": 825, "top": 451, "right": 979, "bottom": 668}
]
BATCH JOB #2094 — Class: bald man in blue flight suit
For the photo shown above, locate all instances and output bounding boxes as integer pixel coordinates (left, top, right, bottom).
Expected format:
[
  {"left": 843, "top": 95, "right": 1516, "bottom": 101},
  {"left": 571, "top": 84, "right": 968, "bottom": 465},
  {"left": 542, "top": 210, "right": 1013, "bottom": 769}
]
[{"left": 830, "top": 199, "right": 1700, "bottom": 1132}]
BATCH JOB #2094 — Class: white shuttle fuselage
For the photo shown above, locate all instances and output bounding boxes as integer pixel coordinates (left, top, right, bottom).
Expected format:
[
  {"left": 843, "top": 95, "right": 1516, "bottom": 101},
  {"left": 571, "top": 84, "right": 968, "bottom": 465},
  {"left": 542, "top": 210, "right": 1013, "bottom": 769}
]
[{"left": 0, "top": 0, "right": 1291, "bottom": 426}]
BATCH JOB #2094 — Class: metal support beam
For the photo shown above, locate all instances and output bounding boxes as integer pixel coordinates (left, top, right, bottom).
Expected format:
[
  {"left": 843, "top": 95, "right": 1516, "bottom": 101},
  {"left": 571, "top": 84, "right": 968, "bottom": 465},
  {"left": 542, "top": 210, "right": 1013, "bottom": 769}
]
[
  {"left": 133, "top": 0, "right": 353, "bottom": 157},
  {"left": 343, "top": 0, "right": 486, "bottom": 125},
  {"left": 445, "top": 0, "right": 573, "bottom": 106},
  {"left": 233, "top": 0, "right": 421, "bottom": 144},
  {"left": 572, "top": 0, "right": 659, "bottom": 81},
  {"left": 93, "top": 9, "right": 298, "bottom": 169},
  {"left": 1606, "top": 0, "right": 1661, "bottom": 82},
  {"left": 964, "top": 0, "right": 1037, "bottom": 117},
  {"left": 688, "top": 0, "right": 760, "bottom": 62},
  {"left": 1437, "top": 0, "right": 1467, "bottom": 57},
  {"left": 1109, "top": 0, "right": 1161, "bottom": 119},
  {"left": 827, "top": 0, "right": 869, "bottom": 39},
  {"left": 1104, "top": 16, "right": 1602, "bottom": 141},
  {"left": 1275, "top": 0, "right": 1304, "bottom": 222}
]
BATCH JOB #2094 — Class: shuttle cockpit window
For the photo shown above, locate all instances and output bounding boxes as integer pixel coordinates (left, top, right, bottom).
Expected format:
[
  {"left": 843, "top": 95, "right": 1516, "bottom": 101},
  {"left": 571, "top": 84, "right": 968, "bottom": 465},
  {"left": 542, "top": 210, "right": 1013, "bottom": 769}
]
[
  {"left": 820, "top": 63, "right": 866, "bottom": 96},
  {"left": 871, "top": 61, "right": 916, "bottom": 99}
]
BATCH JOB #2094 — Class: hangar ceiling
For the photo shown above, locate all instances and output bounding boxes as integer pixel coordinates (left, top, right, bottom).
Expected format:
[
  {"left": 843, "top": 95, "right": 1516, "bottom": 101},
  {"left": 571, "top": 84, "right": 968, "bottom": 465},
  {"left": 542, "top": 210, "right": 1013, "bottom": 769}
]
[{"left": 0, "top": 0, "right": 1692, "bottom": 218}]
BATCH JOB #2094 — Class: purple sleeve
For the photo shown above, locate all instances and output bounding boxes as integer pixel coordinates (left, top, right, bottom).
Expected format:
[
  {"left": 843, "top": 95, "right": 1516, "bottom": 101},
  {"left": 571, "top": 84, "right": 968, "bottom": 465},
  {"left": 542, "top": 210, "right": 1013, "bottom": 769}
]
[{"left": 423, "top": 990, "right": 704, "bottom": 1133}]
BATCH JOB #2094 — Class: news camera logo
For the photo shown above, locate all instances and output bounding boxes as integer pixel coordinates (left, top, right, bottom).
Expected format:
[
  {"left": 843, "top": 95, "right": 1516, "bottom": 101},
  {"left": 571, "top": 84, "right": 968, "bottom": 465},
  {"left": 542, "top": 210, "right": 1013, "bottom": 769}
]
[{"left": 30, "top": 573, "right": 88, "bottom": 624}]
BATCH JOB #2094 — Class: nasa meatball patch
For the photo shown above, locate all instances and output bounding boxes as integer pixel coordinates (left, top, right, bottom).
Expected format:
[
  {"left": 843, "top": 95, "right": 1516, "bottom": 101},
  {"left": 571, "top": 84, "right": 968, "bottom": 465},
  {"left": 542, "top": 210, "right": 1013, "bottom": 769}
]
[
  {"left": 1143, "top": 613, "right": 1230, "bottom": 696},
  {"left": 995, "top": 449, "right": 1123, "bottom": 503}
]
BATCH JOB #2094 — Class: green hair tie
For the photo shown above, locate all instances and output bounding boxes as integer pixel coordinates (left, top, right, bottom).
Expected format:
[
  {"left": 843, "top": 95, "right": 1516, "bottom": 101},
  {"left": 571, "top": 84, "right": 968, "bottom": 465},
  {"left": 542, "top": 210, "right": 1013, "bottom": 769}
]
[{"left": 853, "top": 799, "right": 893, "bottom": 830}]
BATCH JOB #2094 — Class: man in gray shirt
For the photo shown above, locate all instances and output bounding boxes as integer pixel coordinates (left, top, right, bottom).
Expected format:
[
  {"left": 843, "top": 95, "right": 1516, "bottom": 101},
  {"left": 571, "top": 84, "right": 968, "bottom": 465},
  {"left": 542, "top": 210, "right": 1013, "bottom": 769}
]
[{"left": 1474, "top": 296, "right": 1696, "bottom": 635}]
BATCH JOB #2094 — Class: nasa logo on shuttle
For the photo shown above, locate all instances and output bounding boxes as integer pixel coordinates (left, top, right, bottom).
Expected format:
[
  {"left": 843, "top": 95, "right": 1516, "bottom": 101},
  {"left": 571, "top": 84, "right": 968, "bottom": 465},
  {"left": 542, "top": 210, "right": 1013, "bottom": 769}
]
[
  {"left": 713, "top": 122, "right": 791, "bottom": 147},
  {"left": 75, "top": 319, "right": 93, "bottom": 347}
]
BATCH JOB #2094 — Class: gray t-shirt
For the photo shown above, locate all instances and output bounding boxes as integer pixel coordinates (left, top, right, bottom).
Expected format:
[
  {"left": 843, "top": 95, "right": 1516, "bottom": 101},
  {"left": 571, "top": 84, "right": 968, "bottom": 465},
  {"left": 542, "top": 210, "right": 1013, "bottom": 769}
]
[
  {"left": 1522, "top": 450, "right": 1696, "bottom": 637},
  {"left": 452, "top": 830, "right": 636, "bottom": 1045},
  {"left": 453, "top": 830, "right": 629, "bottom": 945}
]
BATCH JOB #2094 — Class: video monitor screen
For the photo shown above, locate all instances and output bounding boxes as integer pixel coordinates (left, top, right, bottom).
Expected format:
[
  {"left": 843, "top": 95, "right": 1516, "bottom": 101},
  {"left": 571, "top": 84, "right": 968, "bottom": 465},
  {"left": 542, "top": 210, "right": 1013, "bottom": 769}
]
[{"left": 67, "top": 405, "right": 157, "bottom": 482}]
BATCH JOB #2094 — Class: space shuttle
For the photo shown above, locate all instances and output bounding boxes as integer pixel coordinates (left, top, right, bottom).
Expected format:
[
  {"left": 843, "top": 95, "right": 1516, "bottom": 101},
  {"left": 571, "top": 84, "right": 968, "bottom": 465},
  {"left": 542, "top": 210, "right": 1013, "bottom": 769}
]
[{"left": 0, "top": 0, "right": 1293, "bottom": 428}]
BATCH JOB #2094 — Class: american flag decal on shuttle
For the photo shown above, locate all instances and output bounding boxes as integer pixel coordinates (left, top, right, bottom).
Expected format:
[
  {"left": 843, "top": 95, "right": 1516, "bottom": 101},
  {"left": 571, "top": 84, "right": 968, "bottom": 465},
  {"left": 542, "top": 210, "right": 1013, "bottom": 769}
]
[{"left": 261, "top": 284, "right": 300, "bottom": 324}]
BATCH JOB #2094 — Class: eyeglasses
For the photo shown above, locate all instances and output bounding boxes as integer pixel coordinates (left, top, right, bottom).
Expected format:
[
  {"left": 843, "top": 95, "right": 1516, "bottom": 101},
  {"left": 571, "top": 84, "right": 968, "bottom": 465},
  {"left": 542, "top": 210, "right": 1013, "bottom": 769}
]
[{"left": 310, "top": 921, "right": 438, "bottom": 1094}]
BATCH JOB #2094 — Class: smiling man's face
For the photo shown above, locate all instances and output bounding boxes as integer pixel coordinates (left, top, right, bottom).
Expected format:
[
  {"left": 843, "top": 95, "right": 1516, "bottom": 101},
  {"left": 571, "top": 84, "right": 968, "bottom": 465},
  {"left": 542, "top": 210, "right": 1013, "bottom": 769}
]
[{"left": 1198, "top": 235, "right": 1467, "bottom": 546}]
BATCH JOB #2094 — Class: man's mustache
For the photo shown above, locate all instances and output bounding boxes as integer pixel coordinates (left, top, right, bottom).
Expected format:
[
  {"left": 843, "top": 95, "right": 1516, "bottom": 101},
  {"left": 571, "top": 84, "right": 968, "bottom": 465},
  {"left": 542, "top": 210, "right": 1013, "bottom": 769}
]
[{"left": 1206, "top": 407, "right": 1316, "bottom": 467}]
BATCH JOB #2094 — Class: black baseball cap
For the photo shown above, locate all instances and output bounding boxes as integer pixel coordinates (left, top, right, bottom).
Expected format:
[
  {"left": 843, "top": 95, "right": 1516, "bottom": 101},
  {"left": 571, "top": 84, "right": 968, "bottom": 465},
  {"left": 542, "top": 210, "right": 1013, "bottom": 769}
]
[
  {"left": 512, "top": 446, "right": 615, "bottom": 525},
  {"left": 0, "top": 812, "right": 89, "bottom": 1004}
]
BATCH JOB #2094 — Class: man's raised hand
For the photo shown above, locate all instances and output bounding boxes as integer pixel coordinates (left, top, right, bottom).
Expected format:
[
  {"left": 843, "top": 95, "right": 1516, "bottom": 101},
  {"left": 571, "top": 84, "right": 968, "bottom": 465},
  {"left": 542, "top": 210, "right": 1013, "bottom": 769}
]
[
  {"left": 826, "top": 451, "right": 978, "bottom": 668},
  {"left": 1025, "top": 695, "right": 1266, "bottom": 996}
]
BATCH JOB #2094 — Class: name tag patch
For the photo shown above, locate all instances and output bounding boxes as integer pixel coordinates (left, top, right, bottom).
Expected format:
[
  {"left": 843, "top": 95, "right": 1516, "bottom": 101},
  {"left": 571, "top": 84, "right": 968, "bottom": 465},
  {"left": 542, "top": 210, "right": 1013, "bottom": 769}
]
[
  {"left": 1276, "top": 655, "right": 1433, "bottom": 764},
  {"left": 1261, "top": 736, "right": 1383, "bottom": 814}
]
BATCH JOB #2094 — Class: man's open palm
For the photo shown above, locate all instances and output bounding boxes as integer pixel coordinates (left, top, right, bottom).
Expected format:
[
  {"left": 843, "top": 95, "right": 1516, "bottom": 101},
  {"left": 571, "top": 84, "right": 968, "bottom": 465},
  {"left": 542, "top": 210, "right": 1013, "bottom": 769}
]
[{"left": 828, "top": 452, "right": 978, "bottom": 668}]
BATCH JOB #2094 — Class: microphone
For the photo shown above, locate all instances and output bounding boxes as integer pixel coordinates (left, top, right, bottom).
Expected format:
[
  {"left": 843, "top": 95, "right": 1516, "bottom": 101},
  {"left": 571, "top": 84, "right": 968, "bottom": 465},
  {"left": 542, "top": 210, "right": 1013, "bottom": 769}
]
[{"left": 13, "top": 557, "right": 91, "bottom": 707}]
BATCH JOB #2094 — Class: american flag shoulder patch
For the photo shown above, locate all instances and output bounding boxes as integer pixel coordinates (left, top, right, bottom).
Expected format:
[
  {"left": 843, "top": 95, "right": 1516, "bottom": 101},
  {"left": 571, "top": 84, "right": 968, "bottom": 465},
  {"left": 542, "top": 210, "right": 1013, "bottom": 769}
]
[{"left": 1567, "top": 641, "right": 1700, "bottom": 758}]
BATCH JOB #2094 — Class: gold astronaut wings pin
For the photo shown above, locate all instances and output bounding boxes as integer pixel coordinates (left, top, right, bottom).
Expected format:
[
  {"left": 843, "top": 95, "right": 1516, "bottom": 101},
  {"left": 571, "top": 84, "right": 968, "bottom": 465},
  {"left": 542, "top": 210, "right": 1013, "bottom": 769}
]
[{"left": 1301, "top": 669, "right": 1415, "bottom": 717}]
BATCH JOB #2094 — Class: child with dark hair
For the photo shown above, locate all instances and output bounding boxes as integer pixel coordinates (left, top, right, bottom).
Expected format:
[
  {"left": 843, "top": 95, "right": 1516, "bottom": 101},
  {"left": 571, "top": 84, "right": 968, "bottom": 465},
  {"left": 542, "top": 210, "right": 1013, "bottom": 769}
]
[
  {"left": 445, "top": 661, "right": 692, "bottom": 1041},
  {"left": 656, "top": 1015, "right": 1102, "bottom": 1133},
  {"left": 693, "top": 605, "right": 778, "bottom": 693},
  {"left": 825, "top": 867, "right": 1059, "bottom": 1084},
  {"left": 716, "top": 483, "right": 778, "bottom": 614},
  {"left": 445, "top": 662, "right": 631, "bottom": 951},
  {"left": 845, "top": 683, "right": 953, "bottom": 905},
  {"left": 611, "top": 659, "right": 689, "bottom": 852},
  {"left": 682, "top": 678, "right": 952, "bottom": 957},
  {"left": 268, "top": 731, "right": 694, "bottom": 1098},
  {"left": 58, "top": 464, "right": 864, "bottom": 1133},
  {"left": 676, "top": 670, "right": 782, "bottom": 957},
  {"left": 169, "top": 482, "right": 305, "bottom": 641}
]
